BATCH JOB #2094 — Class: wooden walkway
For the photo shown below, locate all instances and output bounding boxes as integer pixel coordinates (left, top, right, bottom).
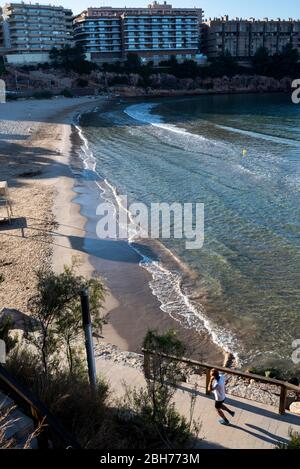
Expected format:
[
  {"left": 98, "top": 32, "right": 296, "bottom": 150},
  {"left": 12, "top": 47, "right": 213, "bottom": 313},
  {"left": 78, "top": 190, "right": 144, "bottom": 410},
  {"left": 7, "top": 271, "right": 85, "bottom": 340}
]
[{"left": 96, "top": 359, "right": 300, "bottom": 449}]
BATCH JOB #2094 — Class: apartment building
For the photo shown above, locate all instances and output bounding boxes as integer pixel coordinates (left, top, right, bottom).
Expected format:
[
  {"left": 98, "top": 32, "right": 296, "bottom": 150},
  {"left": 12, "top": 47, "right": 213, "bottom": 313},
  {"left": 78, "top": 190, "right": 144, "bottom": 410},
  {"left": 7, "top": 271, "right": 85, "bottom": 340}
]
[
  {"left": 202, "top": 16, "right": 300, "bottom": 60},
  {"left": 0, "top": 2, "right": 72, "bottom": 62},
  {"left": 73, "top": 2, "right": 204, "bottom": 64}
]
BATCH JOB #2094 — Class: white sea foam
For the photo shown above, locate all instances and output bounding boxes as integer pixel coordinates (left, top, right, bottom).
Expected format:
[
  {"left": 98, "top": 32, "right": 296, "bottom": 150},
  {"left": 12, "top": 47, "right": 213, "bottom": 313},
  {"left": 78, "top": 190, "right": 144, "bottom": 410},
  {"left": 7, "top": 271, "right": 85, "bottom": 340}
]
[
  {"left": 234, "top": 163, "right": 273, "bottom": 181},
  {"left": 102, "top": 174, "right": 240, "bottom": 363},
  {"left": 217, "top": 124, "right": 299, "bottom": 146},
  {"left": 73, "top": 110, "right": 99, "bottom": 173},
  {"left": 124, "top": 102, "right": 273, "bottom": 185},
  {"left": 125, "top": 102, "right": 208, "bottom": 141},
  {"left": 75, "top": 125, "right": 97, "bottom": 172},
  {"left": 73, "top": 108, "right": 241, "bottom": 364}
]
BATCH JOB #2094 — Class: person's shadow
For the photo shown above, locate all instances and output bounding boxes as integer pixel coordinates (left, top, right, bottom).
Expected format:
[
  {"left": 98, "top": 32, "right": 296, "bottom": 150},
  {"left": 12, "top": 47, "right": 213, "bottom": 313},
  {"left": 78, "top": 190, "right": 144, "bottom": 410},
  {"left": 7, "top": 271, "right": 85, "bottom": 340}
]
[{"left": 226, "top": 422, "right": 290, "bottom": 447}]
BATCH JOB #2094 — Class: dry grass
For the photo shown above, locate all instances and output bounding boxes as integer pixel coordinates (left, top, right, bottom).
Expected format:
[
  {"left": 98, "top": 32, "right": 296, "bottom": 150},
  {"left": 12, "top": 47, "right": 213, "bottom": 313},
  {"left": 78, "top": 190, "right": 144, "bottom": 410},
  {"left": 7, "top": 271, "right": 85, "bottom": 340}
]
[
  {"left": 0, "top": 405, "right": 17, "bottom": 449},
  {"left": 0, "top": 404, "right": 44, "bottom": 449}
]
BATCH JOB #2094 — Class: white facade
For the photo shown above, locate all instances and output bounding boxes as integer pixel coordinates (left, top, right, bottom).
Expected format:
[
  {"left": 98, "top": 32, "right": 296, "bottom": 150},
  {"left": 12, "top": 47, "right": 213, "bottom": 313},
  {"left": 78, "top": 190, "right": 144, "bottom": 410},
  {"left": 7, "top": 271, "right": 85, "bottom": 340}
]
[{"left": 5, "top": 52, "right": 50, "bottom": 64}]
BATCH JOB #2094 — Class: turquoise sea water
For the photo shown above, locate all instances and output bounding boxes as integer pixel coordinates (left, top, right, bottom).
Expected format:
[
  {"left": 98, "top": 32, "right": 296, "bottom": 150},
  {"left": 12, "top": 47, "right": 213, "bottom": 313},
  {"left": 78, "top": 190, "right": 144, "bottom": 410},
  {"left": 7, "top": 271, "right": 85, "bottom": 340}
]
[{"left": 79, "top": 93, "right": 300, "bottom": 372}]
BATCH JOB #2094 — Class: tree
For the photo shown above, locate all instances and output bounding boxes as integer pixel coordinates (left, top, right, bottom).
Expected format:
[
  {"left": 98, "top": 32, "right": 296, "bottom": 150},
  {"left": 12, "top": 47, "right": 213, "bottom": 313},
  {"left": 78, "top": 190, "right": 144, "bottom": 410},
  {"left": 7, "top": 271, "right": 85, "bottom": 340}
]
[
  {"left": 50, "top": 45, "right": 85, "bottom": 68},
  {"left": 72, "top": 59, "right": 97, "bottom": 75},
  {"left": 252, "top": 47, "right": 271, "bottom": 75},
  {"left": 273, "top": 43, "right": 300, "bottom": 78},
  {"left": 142, "top": 330, "right": 188, "bottom": 440},
  {"left": 168, "top": 55, "right": 179, "bottom": 70},
  {"left": 179, "top": 60, "right": 199, "bottom": 79},
  {"left": 0, "top": 57, "right": 5, "bottom": 76},
  {"left": 124, "top": 53, "right": 142, "bottom": 73},
  {"left": 49, "top": 45, "right": 97, "bottom": 75},
  {"left": 76, "top": 78, "right": 89, "bottom": 88},
  {"left": 209, "top": 50, "right": 240, "bottom": 77},
  {"left": 26, "top": 265, "right": 105, "bottom": 375},
  {"left": 255, "top": 43, "right": 300, "bottom": 78},
  {"left": 121, "top": 330, "right": 199, "bottom": 448},
  {"left": 55, "top": 272, "right": 105, "bottom": 375},
  {"left": 169, "top": 57, "right": 199, "bottom": 79}
]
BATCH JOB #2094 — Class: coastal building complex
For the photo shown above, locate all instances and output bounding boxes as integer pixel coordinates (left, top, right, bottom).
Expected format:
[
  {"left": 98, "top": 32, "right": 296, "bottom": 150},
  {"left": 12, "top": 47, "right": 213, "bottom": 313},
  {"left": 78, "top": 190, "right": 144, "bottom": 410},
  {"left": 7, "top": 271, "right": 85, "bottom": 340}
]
[
  {"left": 0, "top": 2, "right": 72, "bottom": 63},
  {"left": 73, "top": 2, "right": 204, "bottom": 64},
  {"left": 0, "top": 3, "right": 300, "bottom": 65},
  {"left": 202, "top": 16, "right": 300, "bottom": 60}
]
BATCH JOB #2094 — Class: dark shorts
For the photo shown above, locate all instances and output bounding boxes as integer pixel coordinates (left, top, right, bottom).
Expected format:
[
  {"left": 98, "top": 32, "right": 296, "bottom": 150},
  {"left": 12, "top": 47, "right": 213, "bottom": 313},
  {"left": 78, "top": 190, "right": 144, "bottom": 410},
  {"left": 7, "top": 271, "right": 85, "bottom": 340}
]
[{"left": 215, "top": 399, "right": 225, "bottom": 409}]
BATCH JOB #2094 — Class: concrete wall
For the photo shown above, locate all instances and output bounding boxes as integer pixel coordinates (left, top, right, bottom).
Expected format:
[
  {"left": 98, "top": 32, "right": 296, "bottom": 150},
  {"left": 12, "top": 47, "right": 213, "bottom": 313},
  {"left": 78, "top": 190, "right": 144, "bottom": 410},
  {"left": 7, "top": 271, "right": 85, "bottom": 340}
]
[{"left": 5, "top": 53, "right": 50, "bottom": 65}]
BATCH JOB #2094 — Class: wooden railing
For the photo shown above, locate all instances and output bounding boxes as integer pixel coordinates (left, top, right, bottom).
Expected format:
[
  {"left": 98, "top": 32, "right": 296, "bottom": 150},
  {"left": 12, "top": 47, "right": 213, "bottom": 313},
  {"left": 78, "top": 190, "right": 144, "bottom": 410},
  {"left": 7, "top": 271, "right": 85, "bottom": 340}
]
[
  {"left": 0, "top": 364, "right": 80, "bottom": 449},
  {"left": 142, "top": 349, "right": 300, "bottom": 415}
]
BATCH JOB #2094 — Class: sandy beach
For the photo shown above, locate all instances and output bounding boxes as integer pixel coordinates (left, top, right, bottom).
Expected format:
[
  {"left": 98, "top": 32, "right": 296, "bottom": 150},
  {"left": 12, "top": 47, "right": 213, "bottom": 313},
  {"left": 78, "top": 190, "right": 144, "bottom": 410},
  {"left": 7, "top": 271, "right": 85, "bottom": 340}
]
[
  {"left": 0, "top": 96, "right": 225, "bottom": 364},
  {"left": 0, "top": 96, "right": 120, "bottom": 325}
]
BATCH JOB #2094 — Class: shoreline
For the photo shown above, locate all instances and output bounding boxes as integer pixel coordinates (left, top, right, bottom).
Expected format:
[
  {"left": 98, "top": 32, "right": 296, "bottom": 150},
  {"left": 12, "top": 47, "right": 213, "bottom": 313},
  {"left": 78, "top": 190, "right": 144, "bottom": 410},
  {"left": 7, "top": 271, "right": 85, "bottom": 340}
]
[
  {"left": 111, "top": 87, "right": 290, "bottom": 100},
  {"left": 0, "top": 95, "right": 229, "bottom": 366},
  {"left": 52, "top": 116, "right": 127, "bottom": 350},
  {"left": 69, "top": 100, "right": 227, "bottom": 365}
]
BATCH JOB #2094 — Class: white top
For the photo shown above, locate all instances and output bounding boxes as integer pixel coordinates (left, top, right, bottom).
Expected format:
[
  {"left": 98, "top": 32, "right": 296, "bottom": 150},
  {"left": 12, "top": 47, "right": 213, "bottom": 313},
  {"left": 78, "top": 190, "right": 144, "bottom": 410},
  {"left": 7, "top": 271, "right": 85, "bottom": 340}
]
[{"left": 212, "top": 374, "right": 226, "bottom": 402}]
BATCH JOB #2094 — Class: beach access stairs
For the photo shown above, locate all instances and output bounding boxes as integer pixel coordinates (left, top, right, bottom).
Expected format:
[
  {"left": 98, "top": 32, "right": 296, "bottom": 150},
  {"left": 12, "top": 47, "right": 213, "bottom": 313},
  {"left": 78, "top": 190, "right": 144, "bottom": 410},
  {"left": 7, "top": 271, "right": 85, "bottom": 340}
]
[{"left": 0, "top": 364, "right": 80, "bottom": 449}]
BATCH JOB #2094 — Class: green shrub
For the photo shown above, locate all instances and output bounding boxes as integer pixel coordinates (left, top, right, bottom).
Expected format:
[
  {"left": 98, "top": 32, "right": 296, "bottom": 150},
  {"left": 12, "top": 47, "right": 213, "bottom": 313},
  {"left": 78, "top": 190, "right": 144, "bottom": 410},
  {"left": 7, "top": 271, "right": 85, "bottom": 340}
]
[
  {"left": 33, "top": 90, "right": 53, "bottom": 99},
  {"left": 264, "top": 368, "right": 281, "bottom": 379},
  {"left": 276, "top": 429, "right": 300, "bottom": 449},
  {"left": 60, "top": 88, "right": 73, "bottom": 98},
  {"left": 118, "top": 385, "right": 193, "bottom": 449},
  {"left": 120, "top": 330, "right": 199, "bottom": 449},
  {"left": 76, "top": 78, "right": 89, "bottom": 88},
  {"left": 248, "top": 367, "right": 282, "bottom": 380},
  {"left": 50, "top": 45, "right": 97, "bottom": 75},
  {"left": 109, "top": 75, "right": 129, "bottom": 86},
  {"left": 0, "top": 57, "right": 5, "bottom": 76}
]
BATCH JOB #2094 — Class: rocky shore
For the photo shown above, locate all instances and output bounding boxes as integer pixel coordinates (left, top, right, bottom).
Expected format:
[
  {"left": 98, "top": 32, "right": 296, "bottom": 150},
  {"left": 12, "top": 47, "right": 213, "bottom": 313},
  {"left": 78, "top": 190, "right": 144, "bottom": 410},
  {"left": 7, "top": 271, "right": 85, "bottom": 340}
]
[
  {"left": 94, "top": 342, "right": 299, "bottom": 410},
  {"left": 106, "top": 73, "right": 292, "bottom": 98},
  {"left": 95, "top": 342, "right": 143, "bottom": 371}
]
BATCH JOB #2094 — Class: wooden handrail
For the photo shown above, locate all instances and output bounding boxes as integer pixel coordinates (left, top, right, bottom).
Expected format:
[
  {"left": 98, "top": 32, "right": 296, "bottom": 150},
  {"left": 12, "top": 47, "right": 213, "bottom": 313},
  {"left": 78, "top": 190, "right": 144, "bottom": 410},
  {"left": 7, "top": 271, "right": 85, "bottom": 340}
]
[
  {"left": 142, "top": 348, "right": 300, "bottom": 415},
  {"left": 0, "top": 364, "right": 81, "bottom": 449}
]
